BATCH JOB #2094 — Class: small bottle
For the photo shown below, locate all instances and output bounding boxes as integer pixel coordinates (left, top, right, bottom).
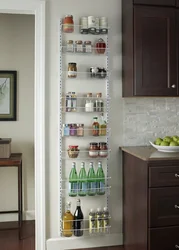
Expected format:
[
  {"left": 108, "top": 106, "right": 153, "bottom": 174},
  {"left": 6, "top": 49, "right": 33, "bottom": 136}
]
[
  {"left": 75, "top": 40, "right": 83, "bottom": 53},
  {"left": 66, "top": 40, "right": 74, "bottom": 52},
  {"left": 70, "top": 124, "right": 77, "bottom": 136},
  {"left": 63, "top": 202, "right": 74, "bottom": 237},
  {"left": 69, "top": 162, "right": 78, "bottom": 197},
  {"left": 63, "top": 124, "right": 70, "bottom": 136},
  {"left": 94, "top": 93, "right": 104, "bottom": 112},
  {"left": 71, "top": 92, "right": 77, "bottom": 112},
  {"left": 85, "top": 93, "right": 94, "bottom": 112},
  {"left": 92, "top": 117, "right": 99, "bottom": 136},
  {"left": 89, "top": 209, "right": 96, "bottom": 234},
  {"left": 77, "top": 124, "right": 84, "bottom": 137},
  {"left": 96, "top": 208, "right": 103, "bottom": 233},
  {"left": 87, "top": 162, "right": 96, "bottom": 196},
  {"left": 74, "top": 199, "right": 84, "bottom": 237},
  {"left": 96, "top": 162, "right": 105, "bottom": 195},
  {"left": 78, "top": 162, "right": 87, "bottom": 196},
  {"left": 103, "top": 207, "right": 110, "bottom": 233},
  {"left": 66, "top": 92, "right": 72, "bottom": 112},
  {"left": 99, "top": 113, "right": 107, "bottom": 136}
]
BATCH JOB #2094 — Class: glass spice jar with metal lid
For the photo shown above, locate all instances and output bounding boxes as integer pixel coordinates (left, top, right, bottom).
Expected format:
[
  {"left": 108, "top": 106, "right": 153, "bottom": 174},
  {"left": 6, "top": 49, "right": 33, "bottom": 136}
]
[
  {"left": 68, "top": 62, "right": 77, "bottom": 78},
  {"left": 66, "top": 40, "right": 74, "bottom": 53},
  {"left": 89, "top": 142, "right": 99, "bottom": 158},
  {"left": 77, "top": 124, "right": 84, "bottom": 137},
  {"left": 63, "top": 15, "right": 74, "bottom": 33},
  {"left": 75, "top": 40, "right": 83, "bottom": 53},
  {"left": 70, "top": 124, "right": 77, "bottom": 136},
  {"left": 99, "top": 142, "right": 108, "bottom": 158},
  {"left": 84, "top": 41, "right": 92, "bottom": 53}
]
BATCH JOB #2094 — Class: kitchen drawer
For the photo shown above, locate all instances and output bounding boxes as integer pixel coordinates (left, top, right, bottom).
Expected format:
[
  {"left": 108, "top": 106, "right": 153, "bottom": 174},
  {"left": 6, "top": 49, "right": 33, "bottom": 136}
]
[
  {"left": 149, "top": 187, "right": 179, "bottom": 227},
  {"left": 149, "top": 226, "right": 179, "bottom": 250},
  {"left": 149, "top": 166, "right": 179, "bottom": 187}
]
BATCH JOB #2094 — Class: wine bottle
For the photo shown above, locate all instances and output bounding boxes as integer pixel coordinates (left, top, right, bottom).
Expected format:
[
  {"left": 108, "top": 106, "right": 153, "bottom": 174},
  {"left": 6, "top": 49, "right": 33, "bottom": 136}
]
[
  {"left": 74, "top": 199, "right": 84, "bottom": 237},
  {"left": 63, "top": 202, "right": 74, "bottom": 237}
]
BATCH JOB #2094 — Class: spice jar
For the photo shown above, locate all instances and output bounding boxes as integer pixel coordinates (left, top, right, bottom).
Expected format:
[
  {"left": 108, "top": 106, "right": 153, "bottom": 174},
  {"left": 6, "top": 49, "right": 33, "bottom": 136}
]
[
  {"left": 94, "top": 93, "right": 104, "bottom": 112},
  {"left": 84, "top": 41, "right": 92, "bottom": 53},
  {"left": 68, "top": 63, "right": 77, "bottom": 78},
  {"left": 88, "top": 16, "right": 96, "bottom": 34},
  {"left": 63, "top": 124, "right": 70, "bottom": 136},
  {"left": 99, "top": 17, "right": 108, "bottom": 34},
  {"left": 80, "top": 17, "right": 88, "bottom": 34},
  {"left": 63, "top": 15, "right": 74, "bottom": 33},
  {"left": 75, "top": 40, "right": 83, "bottom": 53},
  {"left": 70, "top": 124, "right": 77, "bottom": 136},
  {"left": 66, "top": 40, "right": 74, "bottom": 52},
  {"left": 95, "top": 17, "right": 100, "bottom": 34},
  {"left": 95, "top": 38, "right": 106, "bottom": 54},
  {"left": 89, "top": 142, "right": 99, "bottom": 158},
  {"left": 77, "top": 124, "right": 84, "bottom": 137},
  {"left": 85, "top": 93, "right": 94, "bottom": 112},
  {"left": 99, "top": 142, "right": 108, "bottom": 157}
]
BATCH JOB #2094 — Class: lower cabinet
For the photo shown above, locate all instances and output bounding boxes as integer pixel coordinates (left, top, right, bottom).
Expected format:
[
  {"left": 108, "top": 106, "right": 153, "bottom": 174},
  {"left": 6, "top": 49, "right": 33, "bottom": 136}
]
[{"left": 123, "top": 151, "right": 179, "bottom": 250}]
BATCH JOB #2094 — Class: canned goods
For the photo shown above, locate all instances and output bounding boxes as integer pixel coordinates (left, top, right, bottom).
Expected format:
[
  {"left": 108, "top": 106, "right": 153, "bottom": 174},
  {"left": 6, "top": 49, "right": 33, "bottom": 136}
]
[
  {"left": 99, "top": 17, "right": 108, "bottom": 34},
  {"left": 88, "top": 16, "right": 96, "bottom": 34},
  {"left": 80, "top": 17, "right": 88, "bottom": 34}
]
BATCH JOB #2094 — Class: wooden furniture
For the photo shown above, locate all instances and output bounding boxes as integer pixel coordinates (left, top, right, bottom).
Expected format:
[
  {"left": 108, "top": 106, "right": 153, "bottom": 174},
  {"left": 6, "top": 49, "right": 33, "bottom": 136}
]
[
  {"left": 122, "top": 0, "right": 179, "bottom": 96},
  {"left": 0, "top": 153, "right": 23, "bottom": 239},
  {"left": 121, "top": 146, "right": 179, "bottom": 250}
]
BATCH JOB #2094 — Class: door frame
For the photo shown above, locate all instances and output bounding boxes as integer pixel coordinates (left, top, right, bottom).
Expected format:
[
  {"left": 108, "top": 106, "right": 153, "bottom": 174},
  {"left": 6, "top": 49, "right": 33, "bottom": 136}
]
[{"left": 0, "top": 1, "right": 46, "bottom": 250}]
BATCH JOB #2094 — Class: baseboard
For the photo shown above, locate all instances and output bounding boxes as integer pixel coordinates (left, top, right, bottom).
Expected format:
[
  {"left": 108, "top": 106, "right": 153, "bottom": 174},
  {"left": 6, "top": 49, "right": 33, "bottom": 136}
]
[
  {"left": 46, "top": 233, "right": 123, "bottom": 250},
  {"left": 0, "top": 210, "right": 35, "bottom": 222}
]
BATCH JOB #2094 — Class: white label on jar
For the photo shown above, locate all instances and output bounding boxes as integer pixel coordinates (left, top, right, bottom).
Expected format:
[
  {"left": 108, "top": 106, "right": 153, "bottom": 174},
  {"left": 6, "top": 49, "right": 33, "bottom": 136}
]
[
  {"left": 89, "top": 151, "right": 98, "bottom": 157},
  {"left": 68, "top": 71, "right": 77, "bottom": 77},
  {"left": 99, "top": 151, "right": 108, "bottom": 157},
  {"left": 85, "top": 103, "right": 94, "bottom": 112},
  {"left": 67, "top": 44, "right": 74, "bottom": 52},
  {"left": 88, "top": 16, "right": 96, "bottom": 28},
  {"left": 76, "top": 44, "right": 83, "bottom": 53},
  {"left": 95, "top": 18, "right": 99, "bottom": 29},
  {"left": 85, "top": 45, "right": 92, "bottom": 53}
]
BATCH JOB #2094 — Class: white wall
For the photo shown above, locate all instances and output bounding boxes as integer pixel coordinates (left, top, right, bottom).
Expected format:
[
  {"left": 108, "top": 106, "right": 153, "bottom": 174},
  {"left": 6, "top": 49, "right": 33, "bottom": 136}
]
[
  {"left": 0, "top": 14, "right": 35, "bottom": 221},
  {"left": 46, "top": 0, "right": 123, "bottom": 248}
]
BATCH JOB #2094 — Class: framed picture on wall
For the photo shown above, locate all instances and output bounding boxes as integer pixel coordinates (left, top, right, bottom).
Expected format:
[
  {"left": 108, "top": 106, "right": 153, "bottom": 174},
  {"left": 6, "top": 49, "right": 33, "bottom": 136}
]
[{"left": 0, "top": 70, "right": 17, "bottom": 121}]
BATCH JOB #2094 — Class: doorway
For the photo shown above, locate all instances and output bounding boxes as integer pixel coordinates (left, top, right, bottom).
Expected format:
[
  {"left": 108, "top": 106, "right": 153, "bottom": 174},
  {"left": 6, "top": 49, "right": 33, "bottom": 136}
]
[{"left": 0, "top": 1, "right": 46, "bottom": 250}]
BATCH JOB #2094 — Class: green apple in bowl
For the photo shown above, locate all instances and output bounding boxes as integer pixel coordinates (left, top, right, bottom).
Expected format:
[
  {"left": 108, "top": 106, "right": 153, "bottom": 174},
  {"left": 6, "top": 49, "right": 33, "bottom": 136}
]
[
  {"left": 172, "top": 136, "right": 179, "bottom": 142},
  {"left": 155, "top": 138, "right": 163, "bottom": 145},
  {"left": 160, "top": 141, "right": 169, "bottom": 146},
  {"left": 170, "top": 141, "right": 178, "bottom": 146},
  {"left": 163, "top": 136, "right": 172, "bottom": 143}
]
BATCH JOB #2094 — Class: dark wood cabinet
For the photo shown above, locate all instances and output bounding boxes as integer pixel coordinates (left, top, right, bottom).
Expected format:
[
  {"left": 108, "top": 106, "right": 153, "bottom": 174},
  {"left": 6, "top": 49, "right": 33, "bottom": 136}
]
[
  {"left": 122, "top": 0, "right": 179, "bottom": 97},
  {"left": 134, "top": 7, "right": 177, "bottom": 96},
  {"left": 134, "top": 0, "right": 176, "bottom": 6},
  {"left": 177, "top": 0, "right": 179, "bottom": 7},
  {"left": 122, "top": 149, "right": 179, "bottom": 250}
]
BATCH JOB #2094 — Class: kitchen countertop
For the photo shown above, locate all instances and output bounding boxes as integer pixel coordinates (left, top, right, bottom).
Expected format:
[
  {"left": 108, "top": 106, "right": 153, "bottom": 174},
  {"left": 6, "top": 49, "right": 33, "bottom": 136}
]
[{"left": 121, "top": 146, "right": 179, "bottom": 161}]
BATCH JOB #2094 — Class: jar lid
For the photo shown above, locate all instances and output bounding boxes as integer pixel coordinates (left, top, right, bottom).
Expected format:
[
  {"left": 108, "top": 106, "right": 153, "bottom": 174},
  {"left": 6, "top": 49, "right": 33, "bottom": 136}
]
[
  {"left": 97, "top": 38, "right": 105, "bottom": 43},
  {"left": 69, "top": 62, "right": 76, "bottom": 65},
  {"left": 87, "top": 93, "right": 92, "bottom": 97},
  {"left": 67, "top": 40, "right": 73, "bottom": 43},
  {"left": 99, "top": 142, "right": 107, "bottom": 145},
  {"left": 76, "top": 40, "right": 83, "bottom": 44},
  {"left": 90, "top": 142, "right": 98, "bottom": 145},
  {"left": 65, "top": 14, "right": 73, "bottom": 18},
  {"left": 85, "top": 41, "right": 92, "bottom": 44},
  {"left": 97, "top": 93, "right": 102, "bottom": 97},
  {"left": 78, "top": 124, "right": 84, "bottom": 126}
]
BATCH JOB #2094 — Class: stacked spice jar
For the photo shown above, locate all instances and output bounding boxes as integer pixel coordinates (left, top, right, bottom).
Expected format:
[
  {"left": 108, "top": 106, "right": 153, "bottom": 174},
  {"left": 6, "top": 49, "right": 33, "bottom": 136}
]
[{"left": 89, "top": 142, "right": 108, "bottom": 158}]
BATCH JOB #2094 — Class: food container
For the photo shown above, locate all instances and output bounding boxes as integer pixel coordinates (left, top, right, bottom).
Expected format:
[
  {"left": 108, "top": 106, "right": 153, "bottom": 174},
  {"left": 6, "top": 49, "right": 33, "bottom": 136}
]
[
  {"left": 99, "top": 17, "right": 108, "bottom": 34},
  {"left": 95, "top": 38, "right": 106, "bottom": 54},
  {"left": 70, "top": 124, "right": 77, "bottom": 136},
  {"left": 68, "top": 62, "right": 77, "bottom": 78},
  {"left": 88, "top": 16, "right": 96, "bottom": 34},
  {"left": 80, "top": 17, "right": 88, "bottom": 34},
  {"left": 75, "top": 40, "right": 83, "bottom": 53},
  {"left": 84, "top": 41, "right": 92, "bottom": 53},
  {"left": 89, "top": 142, "right": 99, "bottom": 158},
  {"left": 67, "top": 145, "right": 79, "bottom": 158},
  {"left": 77, "top": 124, "right": 84, "bottom": 137},
  {"left": 99, "top": 142, "right": 108, "bottom": 157},
  {"left": 63, "top": 15, "right": 74, "bottom": 33},
  {"left": 0, "top": 138, "right": 11, "bottom": 158},
  {"left": 66, "top": 40, "right": 74, "bottom": 52}
]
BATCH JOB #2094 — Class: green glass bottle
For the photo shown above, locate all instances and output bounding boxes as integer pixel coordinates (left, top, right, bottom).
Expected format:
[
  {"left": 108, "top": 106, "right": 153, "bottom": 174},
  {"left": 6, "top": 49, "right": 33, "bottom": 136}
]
[
  {"left": 69, "top": 162, "right": 78, "bottom": 197},
  {"left": 96, "top": 161, "right": 105, "bottom": 195},
  {"left": 78, "top": 162, "right": 87, "bottom": 196},
  {"left": 87, "top": 162, "right": 96, "bottom": 196}
]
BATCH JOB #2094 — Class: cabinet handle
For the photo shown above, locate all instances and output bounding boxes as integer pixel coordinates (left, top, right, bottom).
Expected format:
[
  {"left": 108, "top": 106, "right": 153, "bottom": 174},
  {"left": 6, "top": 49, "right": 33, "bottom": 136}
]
[
  {"left": 175, "top": 174, "right": 179, "bottom": 178},
  {"left": 171, "top": 84, "right": 176, "bottom": 88},
  {"left": 175, "top": 205, "right": 179, "bottom": 209},
  {"left": 175, "top": 245, "right": 179, "bottom": 249}
]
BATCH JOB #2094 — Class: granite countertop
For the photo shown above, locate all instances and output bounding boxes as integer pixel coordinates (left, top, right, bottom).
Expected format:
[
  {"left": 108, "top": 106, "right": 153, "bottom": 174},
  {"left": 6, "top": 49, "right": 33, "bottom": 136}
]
[{"left": 121, "top": 146, "right": 179, "bottom": 161}]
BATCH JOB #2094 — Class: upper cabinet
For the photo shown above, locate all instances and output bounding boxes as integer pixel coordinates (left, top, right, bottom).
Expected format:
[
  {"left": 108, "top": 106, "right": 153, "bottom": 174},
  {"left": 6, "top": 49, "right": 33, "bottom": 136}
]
[
  {"left": 122, "top": 0, "right": 179, "bottom": 97},
  {"left": 134, "top": 7, "right": 177, "bottom": 96},
  {"left": 176, "top": 0, "right": 179, "bottom": 7},
  {"left": 134, "top": 0, "right": 176, "bottom": 6}
]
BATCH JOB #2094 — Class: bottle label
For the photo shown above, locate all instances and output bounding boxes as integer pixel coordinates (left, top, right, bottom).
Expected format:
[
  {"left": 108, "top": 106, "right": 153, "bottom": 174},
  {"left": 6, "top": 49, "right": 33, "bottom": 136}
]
[
  {"left": 68, "top": 70, "right": 77, "bottom": 77},
  {"left": 97, "top": 215, "right": 103, "bottom": 230},
  {"left": 81, "top": 182, "right": 87, "bottom": 192},
  {"left": 89, "top": 215, "right": 96, "bottom": 233},
  {"left": 100, "top": 182, "right": 105, "bottom": 192},
  {"left": 104, "top": 218, "right": 109, "bottom": 228},
  {"left": 89, "top": 182, "right": 96, "bottom": 193},
  {"left": 69, "top": 183, "right": 78, "bottom": 194}
]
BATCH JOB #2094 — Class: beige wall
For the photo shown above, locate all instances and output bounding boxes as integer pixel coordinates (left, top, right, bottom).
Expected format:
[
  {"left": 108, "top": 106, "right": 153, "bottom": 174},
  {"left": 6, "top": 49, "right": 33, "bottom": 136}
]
[{"left": 0, "top": 14, "right": 35, "bottom": 221}]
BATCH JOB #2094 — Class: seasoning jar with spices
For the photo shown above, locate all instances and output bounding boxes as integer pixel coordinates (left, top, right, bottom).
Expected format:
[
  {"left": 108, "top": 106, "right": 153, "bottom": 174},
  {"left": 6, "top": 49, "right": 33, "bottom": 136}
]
[
  {"left": 85, "top": 93, "right": 94, "bottom": 112},
  {"left": 70, "top": 124, "right": 77, "bottom": 136},
  {"left": 63, "top": 15, "right": 74, "bottom": 33},
  {"left": 77, "top": 124, "right": 84, "bottom": 137},
  {"left": 95, "top": 38, "right": 106, "bottom": 54},
  {"left": 94, "top": 93, "right": 104, "bottom": 112},
  {"left": 99, "top": 142, "right": 108, "bottom": 158},
  {"left": 68, "top": 63, "right": 77, "bottom": 78},
  {"left": 66, "top": 40, "right": 74, "bottom": 53},
  {"left": 75, "top": 40, "right": 83, "bottom": 53},
  {"left": 84, "top": 41, "right": 92, "bottom": 53},
  {"left": 89, "top": 142, "right": 99, "bottom": 158},
  {"left": 99, "top": 17, "right": 108, "bottom": 34}
]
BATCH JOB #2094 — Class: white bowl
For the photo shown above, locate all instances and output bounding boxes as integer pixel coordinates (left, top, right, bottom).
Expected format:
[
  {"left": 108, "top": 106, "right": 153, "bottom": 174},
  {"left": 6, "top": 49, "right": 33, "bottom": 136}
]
[{"left": 149, "top": 141, "right": 179, "bottom": 153}]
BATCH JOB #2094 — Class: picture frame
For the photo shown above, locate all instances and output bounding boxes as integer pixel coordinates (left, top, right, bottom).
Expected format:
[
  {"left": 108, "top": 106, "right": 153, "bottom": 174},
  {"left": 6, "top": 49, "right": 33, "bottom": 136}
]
[{"left": 0, "top": 70, "right": 17, "bottom": 121}]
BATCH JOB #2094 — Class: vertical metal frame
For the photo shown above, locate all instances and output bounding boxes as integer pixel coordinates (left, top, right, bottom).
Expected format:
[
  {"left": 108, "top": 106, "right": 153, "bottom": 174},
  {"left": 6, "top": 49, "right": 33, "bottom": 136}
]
[{"left": 58, "top": 18, "right": 63, "bottom": 236}]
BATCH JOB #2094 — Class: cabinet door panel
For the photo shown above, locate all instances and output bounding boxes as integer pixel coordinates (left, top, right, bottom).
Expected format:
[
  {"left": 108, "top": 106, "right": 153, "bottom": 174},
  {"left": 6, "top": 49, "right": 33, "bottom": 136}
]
[
  {"left": 134, "top": 0, "right": 175, "bottom": 6},
  {"left": 149, "top": 187, "right": 179, "bottom": 227},
  {"left": 149, "top": 227, "right": 179, "bottom": 250},
  {"left": 177, "top": 0, "right": 179, "bottom": 7},
  {"left": 134, "top": 6, "right": 177, "bottom": 96}
]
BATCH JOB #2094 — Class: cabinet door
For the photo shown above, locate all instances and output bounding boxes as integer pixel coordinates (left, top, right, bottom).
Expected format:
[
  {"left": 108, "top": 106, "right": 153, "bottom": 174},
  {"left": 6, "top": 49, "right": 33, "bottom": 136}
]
[
  {"left": 149, "top": 187, "right": 179, "bottom": 227},
  {"left": 134, "top": 7, "right": 177, "bottom": 96},
  {"left": 176, "top": 0, "right": 179, "bottom": 7},
  {"left": 134, "top": 0, "right": 176, "bottom": 6}
]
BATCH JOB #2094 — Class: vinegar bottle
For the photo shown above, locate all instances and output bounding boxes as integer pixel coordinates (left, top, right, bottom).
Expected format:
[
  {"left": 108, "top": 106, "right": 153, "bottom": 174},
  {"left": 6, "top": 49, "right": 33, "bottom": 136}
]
[
  {"left": 63, "top": 202, "right": 74, "bottom": 237},
  {"left": 73, "top": 199, "right": 84, "bottom": 237}
]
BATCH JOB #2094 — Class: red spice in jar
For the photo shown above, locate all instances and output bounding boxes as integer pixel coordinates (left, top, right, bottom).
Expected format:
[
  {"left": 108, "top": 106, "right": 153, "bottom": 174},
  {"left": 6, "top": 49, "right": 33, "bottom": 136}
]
[
  {"left": 89, "top": 142, "right": 99, "bottom": 158},
  {"left": 63, "top": 15, "right": 74, "bottom": 33},
  {"left": 99, "top": 142, "right": 108, "bottom": 158},
  {"left": 95, "top": 38, "right": 106, "bottom": 54}
]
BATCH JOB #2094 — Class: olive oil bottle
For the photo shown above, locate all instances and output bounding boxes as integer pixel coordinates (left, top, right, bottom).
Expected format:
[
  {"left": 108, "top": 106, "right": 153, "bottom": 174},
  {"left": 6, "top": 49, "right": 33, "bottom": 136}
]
[{"left": 63, "top": 202, "right": 74, "bottom": 237}]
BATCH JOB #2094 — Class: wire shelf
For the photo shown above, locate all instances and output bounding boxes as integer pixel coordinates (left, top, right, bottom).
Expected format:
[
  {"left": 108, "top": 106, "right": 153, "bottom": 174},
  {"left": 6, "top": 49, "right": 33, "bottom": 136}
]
[
  {"left": 60, "top": 71, "right": 110, "bottom": 79},
  {"left": 61, "top": 46, "right": 110, "bottom": 55},
  {"left": 60, "top": 186, "right": 111, "bottom": 197},
  {"left": 61, "top": 24, "right": 109, "bottom": 35}
]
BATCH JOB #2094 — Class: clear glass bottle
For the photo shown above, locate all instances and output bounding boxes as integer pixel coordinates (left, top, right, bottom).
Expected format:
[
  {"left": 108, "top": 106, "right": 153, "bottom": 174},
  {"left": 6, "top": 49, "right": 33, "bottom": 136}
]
[
  {"left": 94, "top": 93, "right": 103, "bottom": 112},
  {"left": 87, "top": 162, "right": 96, "bottom": 196},
  {"left": 71, "top": 92, "right": 77, "bottom": 112},
  {"left": 63, "top": 202, "right": 74, "bottom": 237},
  {"left": 78, "top": 162, "right": 87, "bottom": 196},
  {"left": 96, "top": 208, "right": 103, "bottom": 233},
  {"left": 89, "top": 208, "right": 96, "bottom": 234},
  {"left": 103, "top": 207, "right": 110, "bottom": 233},
  {"left": 85, "top": 93, "right": 94, "bottom": 112},
  {"left": 92, "top": 117, "right": 99, "bottom": 136},
  {"left": 99, "top": 113, "right": 107, "bottom": 136},
  {"left": 96, "top": 161, "right": 105, "bottom": 195},
  {"left": 69, "top": 162, "right": 78, "bottom": 197}
]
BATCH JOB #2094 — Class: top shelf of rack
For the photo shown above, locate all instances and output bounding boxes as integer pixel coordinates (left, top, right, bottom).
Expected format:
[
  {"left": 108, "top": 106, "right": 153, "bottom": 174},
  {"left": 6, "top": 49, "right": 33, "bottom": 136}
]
[{"left": 60, "top": 24, "right": 109, "bottom": 36}]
